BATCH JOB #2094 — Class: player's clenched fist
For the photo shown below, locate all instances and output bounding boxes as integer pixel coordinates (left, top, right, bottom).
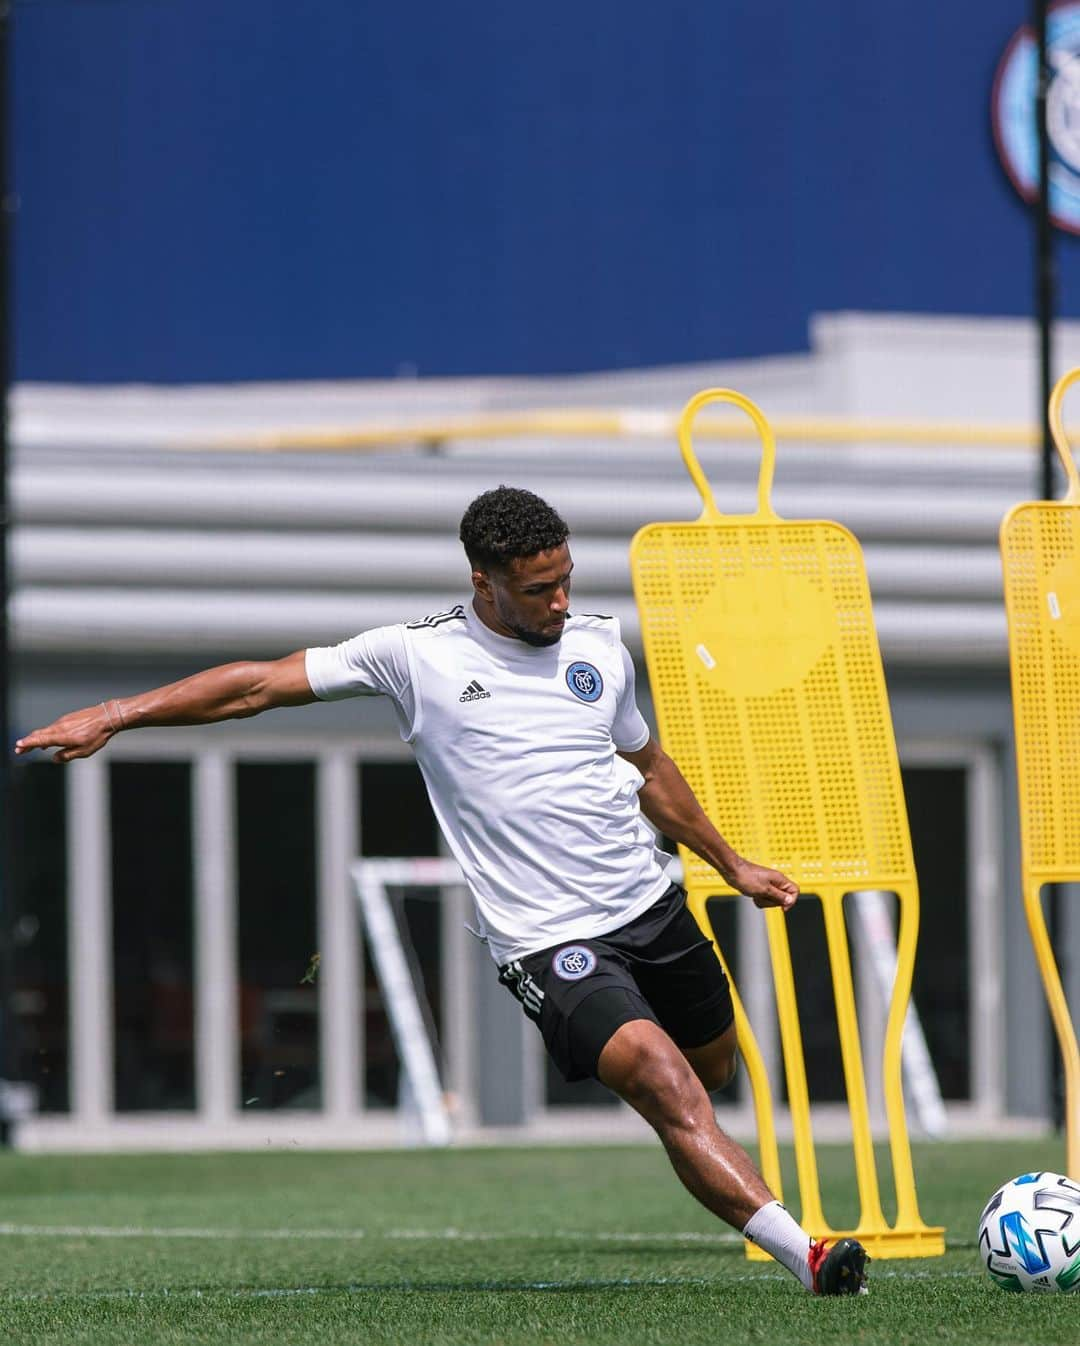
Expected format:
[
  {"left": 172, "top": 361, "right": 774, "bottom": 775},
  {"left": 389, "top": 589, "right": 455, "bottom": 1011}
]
[
  {"left": 14, "top": 702, "right": 120, "bottom": 763},
  {"left": 727, "top": 858, "right": 799, "bottom": 912}
]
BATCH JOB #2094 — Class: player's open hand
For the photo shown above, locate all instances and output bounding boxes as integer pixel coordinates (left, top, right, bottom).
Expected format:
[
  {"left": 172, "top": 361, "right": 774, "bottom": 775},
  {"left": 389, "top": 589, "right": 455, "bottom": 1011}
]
[
  {"left": 14, "top": 704, "right": 117, "bottom": 763},
  {"left": 727, "top": 858, "right": 799, "bottom": 912}
]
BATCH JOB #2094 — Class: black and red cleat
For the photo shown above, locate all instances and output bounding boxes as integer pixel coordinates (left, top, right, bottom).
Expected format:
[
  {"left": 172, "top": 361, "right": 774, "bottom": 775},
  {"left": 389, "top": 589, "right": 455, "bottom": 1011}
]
[{"left": 808, "top": 1237, "right": 870, "bottom": 1295}]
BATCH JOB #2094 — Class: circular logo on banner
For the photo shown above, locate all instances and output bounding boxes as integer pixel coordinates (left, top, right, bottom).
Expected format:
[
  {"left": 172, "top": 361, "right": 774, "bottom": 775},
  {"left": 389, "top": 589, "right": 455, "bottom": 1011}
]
[
  {"left": 993, "top": 5, "right": 1080, "bottom": 234},
  {"left": 552, "top": 945, "right": 597, "bottom": 981},
  {"left": 565, "top": 661, "right": 604, "bottom": 702}
]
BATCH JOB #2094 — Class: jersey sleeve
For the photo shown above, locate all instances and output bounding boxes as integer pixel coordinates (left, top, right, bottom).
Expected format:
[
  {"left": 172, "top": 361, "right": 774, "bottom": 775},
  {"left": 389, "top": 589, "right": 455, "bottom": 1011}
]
[
  {"left": 305, "top": 624, "right": 415, "bottom": 720},
  {"left": 611, "top": 643, "right": 651, "bottom": 752}
]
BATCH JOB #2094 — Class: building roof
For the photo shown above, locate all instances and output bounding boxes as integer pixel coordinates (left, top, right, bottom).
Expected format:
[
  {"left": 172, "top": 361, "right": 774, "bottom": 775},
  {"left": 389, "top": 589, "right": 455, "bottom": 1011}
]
[{"left": 13, "top": 314, "right": 1080, "bottom": 668}]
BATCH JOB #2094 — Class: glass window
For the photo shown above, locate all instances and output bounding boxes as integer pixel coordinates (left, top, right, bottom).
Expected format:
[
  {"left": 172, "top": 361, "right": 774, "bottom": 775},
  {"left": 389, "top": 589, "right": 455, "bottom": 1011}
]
[
  {"left": 358, "top": 761, "right": 440, "bottom": 1110},
  {"left": 786, "top": 895, "right": 846, "bottom": 1103},
  {"left": 12, "top": 764, "right": 69, "bottom": 1112},
  {"left": 902, "top": 765, "right": 970, "bottom": 1100},
  {"left": 236, "top": 762, "right": 320, "bottom": 1110},
  {"left": 110, "top": 761, "right": 195, "bottom": 1111}
]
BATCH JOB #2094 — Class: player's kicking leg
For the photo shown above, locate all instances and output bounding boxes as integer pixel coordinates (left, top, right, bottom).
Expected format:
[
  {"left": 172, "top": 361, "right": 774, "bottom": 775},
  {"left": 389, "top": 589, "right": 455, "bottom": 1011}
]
[{"left": 598, "top": 1019, "right": 869, "bottom": 1295}]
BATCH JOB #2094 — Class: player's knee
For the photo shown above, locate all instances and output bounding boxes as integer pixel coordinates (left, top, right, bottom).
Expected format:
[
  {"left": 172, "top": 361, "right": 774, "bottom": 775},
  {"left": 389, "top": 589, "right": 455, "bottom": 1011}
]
[
  {"left": 697, "top": 1051, "right": 737, "bottom": 1093},
  {"left": 617, "top": 1040, "right": 703, "bottom": 1124}
]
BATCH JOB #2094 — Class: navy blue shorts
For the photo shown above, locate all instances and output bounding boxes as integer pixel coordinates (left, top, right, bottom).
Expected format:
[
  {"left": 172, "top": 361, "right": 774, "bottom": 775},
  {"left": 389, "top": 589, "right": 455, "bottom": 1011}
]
[{"left": 498, "top": 883, "right": 735, "bottom": 1082}]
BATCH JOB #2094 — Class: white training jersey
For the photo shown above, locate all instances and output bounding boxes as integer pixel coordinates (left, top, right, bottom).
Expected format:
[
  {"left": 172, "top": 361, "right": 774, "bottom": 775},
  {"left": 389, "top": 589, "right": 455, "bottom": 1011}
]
[{"left": 305, "top": 603, "right": 672, "bottom": 963}]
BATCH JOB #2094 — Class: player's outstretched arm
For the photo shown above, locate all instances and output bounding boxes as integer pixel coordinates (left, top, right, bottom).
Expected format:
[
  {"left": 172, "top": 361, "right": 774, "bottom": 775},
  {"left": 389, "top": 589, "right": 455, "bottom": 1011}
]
[
  {"left": 14, "top": 650, "right": 317, "bottom": 764},
  {"left": 619, "top": 736, "right": 798, "bottom": 912}
]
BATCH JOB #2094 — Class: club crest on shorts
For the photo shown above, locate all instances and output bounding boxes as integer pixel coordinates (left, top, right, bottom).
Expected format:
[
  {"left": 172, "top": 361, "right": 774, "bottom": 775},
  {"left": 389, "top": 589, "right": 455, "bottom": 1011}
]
[
  {"left": 552, "top": 945, "right": 597, "bottom": 981},
  {"left": 565, "top": 661, "right": 603, "bottom": 702}
]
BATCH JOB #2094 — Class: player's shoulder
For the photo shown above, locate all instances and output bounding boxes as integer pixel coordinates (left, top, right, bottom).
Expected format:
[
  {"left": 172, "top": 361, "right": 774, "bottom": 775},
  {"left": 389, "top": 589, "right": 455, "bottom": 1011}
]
[
  {"left": 566, "top": 611, "right": 618, "bottom": 635},
  {"left": 402, "top": 604, "right": 469, "bottom": 639},
  {"left": 565, "top": 611, "right": 622, "bottom": 652},
  {"left": 562, "top": 611, "right": 614, "bottom": 629}
]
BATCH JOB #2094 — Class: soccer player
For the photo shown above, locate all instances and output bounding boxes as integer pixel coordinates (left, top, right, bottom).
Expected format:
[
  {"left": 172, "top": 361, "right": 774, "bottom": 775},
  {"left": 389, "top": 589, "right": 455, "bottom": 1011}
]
[{"left": 16, "top": 485, "right": 867, "bottom": 1295}]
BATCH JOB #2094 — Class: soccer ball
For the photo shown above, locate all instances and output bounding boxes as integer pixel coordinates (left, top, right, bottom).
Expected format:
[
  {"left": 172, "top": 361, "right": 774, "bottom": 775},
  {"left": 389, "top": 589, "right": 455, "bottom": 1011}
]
[{"left": 978, "top": 1172, "right": 1080, "bottom": 1292}]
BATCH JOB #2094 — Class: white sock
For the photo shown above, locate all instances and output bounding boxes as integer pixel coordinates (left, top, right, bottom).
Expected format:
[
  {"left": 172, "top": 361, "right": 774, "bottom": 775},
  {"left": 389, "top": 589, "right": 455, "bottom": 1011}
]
[{"left": 742, "top": 1200, "right": 813, "bottom": 1290}]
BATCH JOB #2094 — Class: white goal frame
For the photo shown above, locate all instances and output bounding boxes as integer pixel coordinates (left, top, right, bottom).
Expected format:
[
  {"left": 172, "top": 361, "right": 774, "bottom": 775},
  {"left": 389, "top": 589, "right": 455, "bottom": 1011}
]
[{"left": 350, "top": 858, "right": 466, "bottom": 1147}]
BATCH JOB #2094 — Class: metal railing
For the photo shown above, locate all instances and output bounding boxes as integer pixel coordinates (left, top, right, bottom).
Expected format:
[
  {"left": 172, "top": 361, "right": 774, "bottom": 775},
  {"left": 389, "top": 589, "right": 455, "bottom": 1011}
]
[{"left": 201, "top": 409, "right": 1049, "bottom": 454}]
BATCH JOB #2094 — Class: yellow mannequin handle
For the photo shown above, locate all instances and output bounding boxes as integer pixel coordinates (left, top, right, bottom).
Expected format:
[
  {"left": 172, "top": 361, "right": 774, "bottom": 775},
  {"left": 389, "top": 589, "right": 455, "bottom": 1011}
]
[
  {"left": 1048, "top": 368, "right": 1080, "bottom": 503},
  {"left": 677, "top": 388, "right": 780, "bottom": 521}
]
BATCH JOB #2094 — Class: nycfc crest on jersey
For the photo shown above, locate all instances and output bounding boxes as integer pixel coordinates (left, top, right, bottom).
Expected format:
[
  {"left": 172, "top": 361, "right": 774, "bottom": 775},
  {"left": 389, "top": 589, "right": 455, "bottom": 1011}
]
[
  {"left": 552, "top": 945, "right": 597, "bottom": 981},
  {"left": 566, "top": 661, "right": 604, "bottom": 702}
]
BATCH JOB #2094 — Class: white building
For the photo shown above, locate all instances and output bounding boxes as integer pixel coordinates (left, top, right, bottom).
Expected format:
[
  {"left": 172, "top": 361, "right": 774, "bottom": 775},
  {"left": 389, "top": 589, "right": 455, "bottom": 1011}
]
[{"left": 10, "top": 313, "right": 1079, "bottom": 1149}]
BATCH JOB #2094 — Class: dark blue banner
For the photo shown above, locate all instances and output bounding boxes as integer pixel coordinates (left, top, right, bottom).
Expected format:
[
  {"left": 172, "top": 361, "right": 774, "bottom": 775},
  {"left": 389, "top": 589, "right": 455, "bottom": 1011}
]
[{"left": 13, "top": 1, "right": 1076, "bottom": 382}]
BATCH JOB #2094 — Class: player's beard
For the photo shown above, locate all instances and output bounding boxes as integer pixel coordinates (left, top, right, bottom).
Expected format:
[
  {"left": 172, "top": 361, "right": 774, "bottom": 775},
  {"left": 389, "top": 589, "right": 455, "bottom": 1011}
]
[
  {"left": 509, "top": 620, "right": 563, "bottom": 647},
  {"left": 506, "top": 613, "right": 568, "bottom": 648}
]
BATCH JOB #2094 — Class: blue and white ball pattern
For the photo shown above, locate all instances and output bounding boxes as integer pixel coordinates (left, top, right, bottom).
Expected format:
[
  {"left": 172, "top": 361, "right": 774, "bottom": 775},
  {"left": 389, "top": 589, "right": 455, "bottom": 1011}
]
[{"left": 978, "top": 1172, "right": 1080, "bottom": 1292}]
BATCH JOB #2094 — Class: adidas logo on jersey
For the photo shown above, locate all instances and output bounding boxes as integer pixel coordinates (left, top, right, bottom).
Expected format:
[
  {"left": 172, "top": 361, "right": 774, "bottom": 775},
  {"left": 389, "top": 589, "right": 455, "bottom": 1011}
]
[{"left": 459, "top": 680, "right": 491, "bottom": 702}]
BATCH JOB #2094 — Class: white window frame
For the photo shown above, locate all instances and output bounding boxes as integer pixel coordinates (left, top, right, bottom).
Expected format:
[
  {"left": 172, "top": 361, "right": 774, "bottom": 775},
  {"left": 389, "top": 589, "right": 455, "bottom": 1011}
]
[
  {"left": 895, "top": 738, "right": 1005, "bottom": 1124},
  {"left": 17, "top": 730, "right": 415, "bottom": 1150}
]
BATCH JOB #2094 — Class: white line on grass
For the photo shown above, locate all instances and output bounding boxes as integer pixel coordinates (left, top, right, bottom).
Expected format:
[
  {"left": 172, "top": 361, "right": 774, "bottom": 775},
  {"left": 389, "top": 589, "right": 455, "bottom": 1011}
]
[
  {"left": 0, "top": 1223, "right": 368, "bottom": 1242},
  {"left": 0, "top": 1269, "right": 983, "bottom": 1305},
  {"left": 0, "top": 1278, "right": 717, "bottom": 1304},
  {"left": 0, "top": 1223, "right": 982, "bottom": 1251},
  {"left": 391, "top": 1227, "right": 744, "bottom": 1245},
  {"left": 0, "top": 1223, "right": 743, "bottom": 1246}
]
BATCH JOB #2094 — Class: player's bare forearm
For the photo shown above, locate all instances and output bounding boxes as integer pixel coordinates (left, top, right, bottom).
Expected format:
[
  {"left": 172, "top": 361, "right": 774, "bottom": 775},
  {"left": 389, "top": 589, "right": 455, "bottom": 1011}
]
[
  {"left": 618, "top": 737, "right": 799, "bottom": 911},
  {"left": 636, "top": 754, "right": 741, "bottom": 880},
  {"left": 14, "top": 650, "right": 316, "bottom": 764}
]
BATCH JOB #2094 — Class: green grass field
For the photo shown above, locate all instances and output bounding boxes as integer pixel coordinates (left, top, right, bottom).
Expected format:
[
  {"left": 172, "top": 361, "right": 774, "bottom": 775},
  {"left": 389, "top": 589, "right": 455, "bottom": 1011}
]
[{"left": 0, "top": 1139, "right": 1074, "bottom": 1345}]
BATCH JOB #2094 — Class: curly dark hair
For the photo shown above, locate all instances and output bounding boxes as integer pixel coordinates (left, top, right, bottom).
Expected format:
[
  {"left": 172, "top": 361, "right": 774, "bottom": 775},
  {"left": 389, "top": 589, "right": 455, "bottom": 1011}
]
[{"left": 459, "top": 486, "right": 569, "bottom": 570}]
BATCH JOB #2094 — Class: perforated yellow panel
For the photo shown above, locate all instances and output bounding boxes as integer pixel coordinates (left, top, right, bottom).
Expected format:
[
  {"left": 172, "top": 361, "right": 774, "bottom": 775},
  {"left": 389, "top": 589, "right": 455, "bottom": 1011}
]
[
  {"left": 1000, "top": 367, "right": 1080, "bottom": 1179},
  {"left": 630, "top": 389, "right": 943, "bottom": 1260},
  {"left": 632, "top": 521, "right": 913, "bottom": 894},
  {"left": 1003, "top": 503, "right": 1080, "bottom": 872}
]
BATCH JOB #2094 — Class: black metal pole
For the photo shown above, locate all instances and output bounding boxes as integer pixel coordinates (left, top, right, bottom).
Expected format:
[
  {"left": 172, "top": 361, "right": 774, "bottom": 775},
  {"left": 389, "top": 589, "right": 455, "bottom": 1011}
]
[
  {"left": 1036, "top": 0, "right": 1055, "bottom": 499},
  {"left": 0, "top": 0, "right": 12, "bottom": 1146},
  {"left": 1033, "top": 0, "right": 1065, "bottom": 1134}
]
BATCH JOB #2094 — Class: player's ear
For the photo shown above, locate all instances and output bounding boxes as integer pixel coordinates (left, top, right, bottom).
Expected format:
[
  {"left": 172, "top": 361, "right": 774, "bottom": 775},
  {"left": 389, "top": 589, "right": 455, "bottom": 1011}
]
[{"left": 471, "top": 567, "right": 494, "bottom": 602}]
